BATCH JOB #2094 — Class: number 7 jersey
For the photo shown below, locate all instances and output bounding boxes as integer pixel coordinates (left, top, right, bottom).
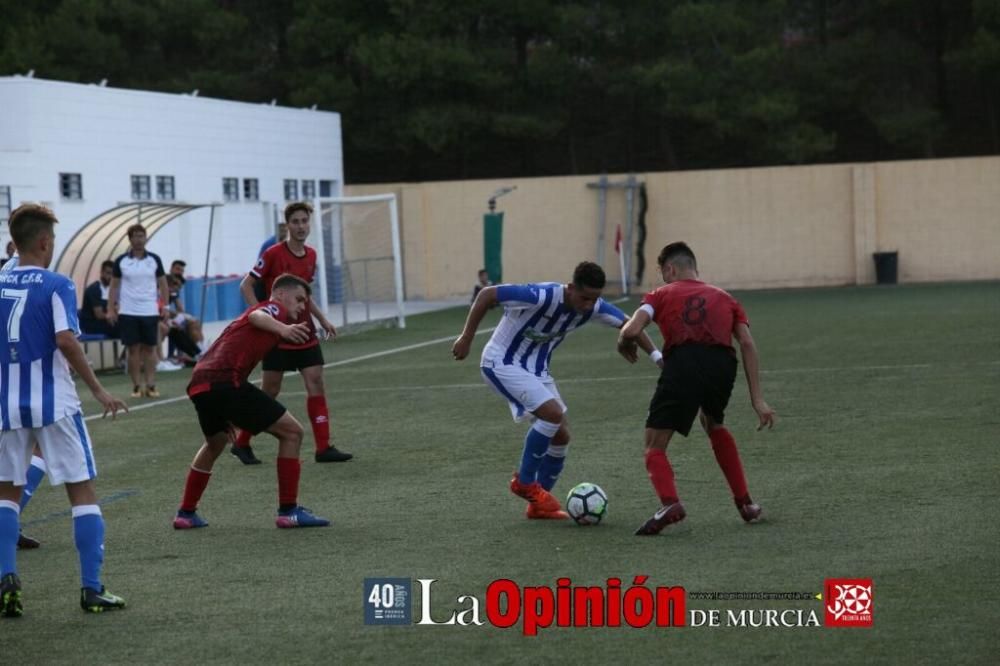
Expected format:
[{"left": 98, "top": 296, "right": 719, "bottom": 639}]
[
  {"left": 640, "top": 279, "right": 749, "bottom": 354},
  {"left": 0, "top": 266, "right": 81, "bottom": 429}
]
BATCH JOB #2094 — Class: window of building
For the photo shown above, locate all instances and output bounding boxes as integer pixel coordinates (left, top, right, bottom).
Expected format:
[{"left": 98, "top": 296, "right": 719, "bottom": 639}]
[
  {"left": 60, "top": 173, "right": 83, "bottom": 200},
  {"left": 156, "top": 175, "right": 175, "bottom": 201},
  {"left": 0, "top": 186, "right": 10, "bottom": 223},
  {"left": 243, "top": 178, "right": 259, "bottom": 202},
  {"left": 301, "top": 179, "right": 316, "bottom": 199},
  {"left": 223, "top": 177, "right": 239, "bottom": 202},
  {"left": 284, "top": 179, "right": 298, "bottom": 201},
  {"left": 131, "top": 175, "right": 151, "bottom": 201},
  {"left": 319, "top": 179, "right": 336, "bottom": 197}
]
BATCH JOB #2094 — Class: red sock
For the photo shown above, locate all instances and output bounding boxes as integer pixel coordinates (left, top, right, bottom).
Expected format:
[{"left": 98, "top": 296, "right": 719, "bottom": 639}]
[
  {"left": 233, "top": 429, "right": 253, "bottom": 449},
  {"left": 180, "top": 467, "right": 212, "bottom": 512},
  {"left": 709, "top": 427, "right": 749, "bottom": 500},
  {"left": 644, "top": 449, "right": 679, "bottom": 505},
  {"left": 306, "top": 396, "right": 330, "bottom": 453},
  {"left": 276, "top": 457, "right": 301, "bottom": 507}
]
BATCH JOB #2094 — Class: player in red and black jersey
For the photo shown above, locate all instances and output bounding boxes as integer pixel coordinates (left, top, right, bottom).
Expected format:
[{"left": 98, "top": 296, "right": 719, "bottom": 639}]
[
  {"left": 232, "top": 202, "right": 352, "bottom": 465},
  {"left": 618, "top": 242, "right": 776, "bottom": 535},
  {"left": 172, "top": 274, "right": 331, "bottom": 530}
]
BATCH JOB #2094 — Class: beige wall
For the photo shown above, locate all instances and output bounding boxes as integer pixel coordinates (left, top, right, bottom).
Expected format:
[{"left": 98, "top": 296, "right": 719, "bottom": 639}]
[{"left": 346, "top": 156, "right": 1000, "bottom": 299}]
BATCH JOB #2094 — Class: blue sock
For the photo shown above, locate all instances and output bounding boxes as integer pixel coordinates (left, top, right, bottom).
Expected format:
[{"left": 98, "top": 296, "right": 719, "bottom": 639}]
[
  {"left": 538, "top": 444, "right": 568, "bottom": 491},
  {"left": 0, "top": 501, "right": 19, "bottom": 576},
  {"left": 72, "top": 506, "right": 105, "bottom": 591},
  {"left": 518, "top": 420, "right": 561, "bottom": 485},
  {"left": 19, "top": 456, "right": 47, "bottom": 511}
]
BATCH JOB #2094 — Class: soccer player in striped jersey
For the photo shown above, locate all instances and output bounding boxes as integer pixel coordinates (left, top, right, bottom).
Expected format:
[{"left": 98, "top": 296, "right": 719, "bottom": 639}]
[
  {"left": 0, "top": 254, "right": 43, "bottom": 551},
  {"left": 0, "top": 204, "right": 129, "bottom": 617},
  {"left": 452, "top": 261, "right": 660, "bottom": 519}
]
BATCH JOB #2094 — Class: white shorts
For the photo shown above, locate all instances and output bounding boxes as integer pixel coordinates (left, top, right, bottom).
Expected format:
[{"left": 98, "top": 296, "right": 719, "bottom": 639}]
[
  {"left": 0, "top": 413, "right": 97, "bottom": 486},
  {"left": 481, "top": 364, "right": 567, "bottom": 423}
]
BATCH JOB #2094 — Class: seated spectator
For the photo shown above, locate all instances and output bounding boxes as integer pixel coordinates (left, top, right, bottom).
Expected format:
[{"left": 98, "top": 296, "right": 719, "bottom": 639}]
[
  {"left": 170, "top": 259, "right": 186, "bottom": 280},
  {"left": 162, "top": 274, "right": 202, "bottom": 364},
  {"left": 472, "top": 268, "right": 493, "bottom": 302},
  {"left": 79, "top": 260, "right": 120, "bottom": 337}
]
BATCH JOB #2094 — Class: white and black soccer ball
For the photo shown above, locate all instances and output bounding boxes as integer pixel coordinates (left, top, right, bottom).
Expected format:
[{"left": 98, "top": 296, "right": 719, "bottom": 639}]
[{"left": 565, "top": 482, "right": 608, "bottom": 526}]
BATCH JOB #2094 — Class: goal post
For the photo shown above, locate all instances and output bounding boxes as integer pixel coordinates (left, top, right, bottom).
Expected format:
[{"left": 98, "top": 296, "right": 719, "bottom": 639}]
[{"left": 314, "top": 193, "right": 406, "bottom": 329}]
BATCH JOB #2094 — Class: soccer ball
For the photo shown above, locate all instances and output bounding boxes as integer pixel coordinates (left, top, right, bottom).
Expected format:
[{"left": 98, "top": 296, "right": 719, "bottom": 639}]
[{"left": 565, "top": 483, "right": 608, "bottom": 525}]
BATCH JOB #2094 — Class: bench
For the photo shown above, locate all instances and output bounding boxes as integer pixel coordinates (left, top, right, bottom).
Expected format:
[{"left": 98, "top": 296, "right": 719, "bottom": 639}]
[{"left": 78, "top": 333, "right": 122, "bottom": 372}]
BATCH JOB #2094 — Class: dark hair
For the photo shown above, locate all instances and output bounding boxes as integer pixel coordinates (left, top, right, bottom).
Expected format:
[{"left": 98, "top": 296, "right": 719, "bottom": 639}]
[
  {"left": 171, "top": 259, "right": 186, "bottom": 268},
  {"left": 572, "top": 261, "right": 606, "bottom": 290},
  {"left": 657, "top": 242, "right": 697, "bottom": 269},
  {"left": 272, "top": 272, "right": 312, "bottom": 296},
  {"left": 284, "top": 201, "right": 313, "bottom": 222},
  {"left": 9, "top": 203, "right": 58, "bottom": 250},
  {"left": 126, "top": 224, "right": 147, "bottom": 240},
  {"left": 100, "top": 260, "right": 115, "bottom": 271}
]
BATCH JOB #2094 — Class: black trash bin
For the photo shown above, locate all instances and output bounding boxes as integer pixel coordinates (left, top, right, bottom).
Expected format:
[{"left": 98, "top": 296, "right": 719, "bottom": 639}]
[{"left": 873, "top": 251, "right": 898, "bottom": 285}]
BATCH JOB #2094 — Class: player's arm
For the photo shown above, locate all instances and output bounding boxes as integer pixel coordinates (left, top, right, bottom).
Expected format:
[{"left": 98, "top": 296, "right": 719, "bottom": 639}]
[
  {"left": 733, "top": 323, "right": 776, "bottom": 430},
  {"left": 308, "top": 298, "right": 337, "bottom": 340},
  {"left": 248, "top": 308, "right": 310, "bottom": 344},
  {"left": 240, "top": 273, "right": 260, "bottom": 307},
  {"left": 616, "top": 306, "right": 664, "bottom": 367},
  {"left": 451, "top": 285, "right": 500, "bottom": 360},
  {"left": 56, "top": 331, "right": 128, "bottom": 418},
  {"left": 107, "top": 276, "right": 121, "bottom": 325}
]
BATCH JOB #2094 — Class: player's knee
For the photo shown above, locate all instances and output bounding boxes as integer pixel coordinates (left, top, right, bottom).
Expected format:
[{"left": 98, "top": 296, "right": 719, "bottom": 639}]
[
  {"left": 644, "top": 428, "right": 671, "bottom": 450},
  {"left": 553, "top": 425, "right": 571, "bottom": 446}
]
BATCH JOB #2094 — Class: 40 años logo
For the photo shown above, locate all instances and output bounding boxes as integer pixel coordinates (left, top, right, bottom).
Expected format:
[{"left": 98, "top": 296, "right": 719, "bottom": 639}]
[{"left": 412, "top": 576, "right": 685, "bottom": 635}]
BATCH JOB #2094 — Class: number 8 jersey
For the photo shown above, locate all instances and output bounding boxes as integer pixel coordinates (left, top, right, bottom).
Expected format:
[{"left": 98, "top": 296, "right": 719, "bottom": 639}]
[
  {"left": 639, "top": 279, "right": 749, "bottom": 355},
  {"left": 0, "top": 265, "right": 81, "bottom": 430}
]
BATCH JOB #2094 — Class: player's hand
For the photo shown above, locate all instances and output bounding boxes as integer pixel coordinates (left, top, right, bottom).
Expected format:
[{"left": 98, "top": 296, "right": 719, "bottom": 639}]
[
  {"left": 320, "top": 319, "right": 337, "bottom": 341},
  {"left": 617, "top": 337, "right": 638, "bottom": 363},
  {"left": 282, "top": 322, "right": 311, "bottom": 344},
  {"left": 95, "top": 390, "right": 129, "bottom": 419},
  {"left": 752, "top": 399, "right": 776, "bottom": 431},
  {"left": 452, "top": 335, "right": 472, "bottom": 360}
]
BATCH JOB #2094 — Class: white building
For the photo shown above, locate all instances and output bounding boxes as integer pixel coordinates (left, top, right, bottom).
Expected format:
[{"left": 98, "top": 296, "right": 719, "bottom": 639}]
[{"left": 0, "top": 75, "right": 343, "bottom": 277}]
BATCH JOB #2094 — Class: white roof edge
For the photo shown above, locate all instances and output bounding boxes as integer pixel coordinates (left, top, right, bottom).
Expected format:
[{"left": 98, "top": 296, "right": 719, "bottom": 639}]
[{"left": 0, "top": 75, "right": 339, "bottom": 117}]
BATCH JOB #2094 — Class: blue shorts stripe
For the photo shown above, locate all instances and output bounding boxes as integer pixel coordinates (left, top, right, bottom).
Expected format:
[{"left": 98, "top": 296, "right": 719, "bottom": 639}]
[
  {"left": 482, "top": 367, "right": 525, "bottom": 419},
  {"left": 71, "top": 412, "right": 96, "bottom": 479}
]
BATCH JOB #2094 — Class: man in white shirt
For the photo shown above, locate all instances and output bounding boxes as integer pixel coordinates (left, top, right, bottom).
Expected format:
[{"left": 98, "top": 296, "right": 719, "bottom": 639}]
[{"left": 107, "top": 225, "right": 168, "bottom": 398}]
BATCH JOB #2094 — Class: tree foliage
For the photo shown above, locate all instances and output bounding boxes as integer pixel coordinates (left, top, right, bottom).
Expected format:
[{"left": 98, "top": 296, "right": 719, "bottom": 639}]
[{"left": 1, "top": 0, "right": 996, "bottom": 182}]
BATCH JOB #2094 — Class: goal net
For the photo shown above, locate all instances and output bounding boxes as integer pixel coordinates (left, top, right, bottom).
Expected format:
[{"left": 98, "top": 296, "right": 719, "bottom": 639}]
[{"left": 314, "top": 194, "right": 405, "bottom": 329}]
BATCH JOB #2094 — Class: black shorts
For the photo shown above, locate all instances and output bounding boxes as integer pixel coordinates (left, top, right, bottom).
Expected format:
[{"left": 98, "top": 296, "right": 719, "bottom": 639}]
[
  {"left": 646, "top": 344, "right": 738, "bottom": 436},
  {"left": 188, "top": 382, "right": 287, "bottom": 438},
  {"left": 261, "top": 344, "right": 324, "bottom": 372},
  {"left": 118, "top": 314, "right": 159, "bottom": 347}
]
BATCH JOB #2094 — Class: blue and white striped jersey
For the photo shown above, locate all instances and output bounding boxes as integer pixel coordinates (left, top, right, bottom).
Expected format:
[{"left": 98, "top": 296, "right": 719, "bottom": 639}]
[
  {"left": 481, "top": 282, "right": 627, "bottom": 377},
  {"left": 0, "top": 265, "right": 82, "bottom": 430}
]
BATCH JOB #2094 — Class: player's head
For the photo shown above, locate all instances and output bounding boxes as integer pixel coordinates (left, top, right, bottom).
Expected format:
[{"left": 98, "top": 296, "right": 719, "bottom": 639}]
[
  {"left": 126, "top": 224, "right": 147, "bottom": 251},
  {"left": 477, "top": 269, "right": 489, "bottom": 284},
  {"left": 283, "top": 202, "right": 312, "bottom": 242},
  {"left": 9, "top": 203, "right": 58, "bottom": 265},
  {"left": 270, "top": 272, "right": 311, "bottom": 319},
  {"left": 100, "top": 260, "right": 115, "bottom": 284},
  {"left": 566, "top": 261, "right": 606, "bottom": 313},
  {"left": 657, "top": 242, "right": 698, "bottom": 283},
  {"left": 170, "top": 259, "right": 186, "bottom": 277}
]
